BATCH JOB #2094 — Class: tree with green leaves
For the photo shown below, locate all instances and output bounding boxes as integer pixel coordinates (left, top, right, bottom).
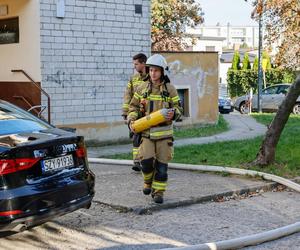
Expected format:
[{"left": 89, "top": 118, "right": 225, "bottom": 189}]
[
  {"left": 151, "top": 0, "right": 203, "bottom": 51},
  {"left": 253, "top": 56, "right": 258, "bottom": 71},
  {"left": 242, "top": 53, "right": 251, "bottom": 70},
  {"left": 248, "top": 0, "right": 300, "bottom": 166},
  {"left": 253, "top": 76, "right": 300, "bottom": 166},
  {"left": 231, "top": 51, "right": 241, "bottom": 70}
]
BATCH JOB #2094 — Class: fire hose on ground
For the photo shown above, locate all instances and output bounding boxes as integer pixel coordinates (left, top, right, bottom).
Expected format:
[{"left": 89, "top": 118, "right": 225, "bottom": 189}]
[{"left": 88, "top": 158, "right": 300, "bottom": 250}]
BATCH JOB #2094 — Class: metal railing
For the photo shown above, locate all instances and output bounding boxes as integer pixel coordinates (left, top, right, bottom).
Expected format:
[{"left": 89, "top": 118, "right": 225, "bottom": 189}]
[
  {"left": 11, "top": 69, "right": 51, "bottom": 123},
  {"left": 13, "top": 95, "right": 39, "bottom": 116}
]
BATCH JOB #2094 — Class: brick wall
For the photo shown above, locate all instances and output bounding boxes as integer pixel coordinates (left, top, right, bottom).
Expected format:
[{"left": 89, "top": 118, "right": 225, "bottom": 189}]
[{"left": 40, "top": 0, "right": 151, "bottom": 128}]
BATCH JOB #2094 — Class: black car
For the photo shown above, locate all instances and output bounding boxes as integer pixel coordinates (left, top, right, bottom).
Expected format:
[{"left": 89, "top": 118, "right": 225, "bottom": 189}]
[
  {"left": 218, "top": 96, "right": 234, "bottom": 114},
  {"left": 0, "top": 100, "right": 95, "bottom": 232}
]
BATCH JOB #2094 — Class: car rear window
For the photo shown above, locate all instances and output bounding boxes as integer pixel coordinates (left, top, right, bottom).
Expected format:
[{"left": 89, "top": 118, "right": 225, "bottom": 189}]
[
  {"left": 0, "top": 119, "right": 50, "bottom": 136},
  {"left": 0, "top": 103, "right": 52, "bottom": 135}
]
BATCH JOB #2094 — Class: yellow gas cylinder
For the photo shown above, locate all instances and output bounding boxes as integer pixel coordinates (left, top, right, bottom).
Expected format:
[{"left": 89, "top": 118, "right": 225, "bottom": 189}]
[{"left": 132, "top": 108, "right": 170, "bottom": 133}]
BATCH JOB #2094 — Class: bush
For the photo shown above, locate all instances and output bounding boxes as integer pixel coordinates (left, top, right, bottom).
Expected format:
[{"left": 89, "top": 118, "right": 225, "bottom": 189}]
[
  {"left": 231, "top": 51, "right": 241, "bottom": 70},
  {"left": 242, "top": 53, "right": 251, "bottom": 70},
  {"left": 227, "top": 69, "right": 296, "bottom": 97},
  {"left": 253, "top": 56, "right": 258, "bottom": 71}
]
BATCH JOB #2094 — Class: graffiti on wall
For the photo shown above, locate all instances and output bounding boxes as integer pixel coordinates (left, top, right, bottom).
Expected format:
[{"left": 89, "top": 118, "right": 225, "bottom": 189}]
[
  {"left": 161, "top": 52, "right": 219, "bottom": 123},
  {"left": 45, "top": 69, "right": 129, "bottom": 99},
  {"left": 169, "top": 59, "right": 217, "bottom": 98}
]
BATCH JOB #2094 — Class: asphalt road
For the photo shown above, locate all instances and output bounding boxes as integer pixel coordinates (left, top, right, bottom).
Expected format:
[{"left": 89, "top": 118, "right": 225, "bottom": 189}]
[{"left": 1, "top": 191, "right": 299, "bottom": 250}]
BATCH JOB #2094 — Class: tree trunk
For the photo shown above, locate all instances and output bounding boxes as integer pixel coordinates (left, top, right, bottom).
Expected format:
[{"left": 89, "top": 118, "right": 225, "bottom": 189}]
[{"left": 253, "top": 75, "right": 300, "bottom": 166}]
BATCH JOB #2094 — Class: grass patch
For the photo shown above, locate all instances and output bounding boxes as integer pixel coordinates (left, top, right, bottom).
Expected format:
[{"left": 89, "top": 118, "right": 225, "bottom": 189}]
[
  {"left": 106, "top": 113, "right": 300, "bottom": 178},
  {"left": 87, "top": 115, "right": 229, "bottom": 147},
  {"left": 86, "top": 138, "right": 131, "bottom": 147},
  {"left": 173, "top": 115, "right": 229, "bottom": 139},
  {"left": 106, "top": 152, "right": 131, "bottom": 160},
  {"left": 174, "top": 114, "right": 300, "bottom": 177}
]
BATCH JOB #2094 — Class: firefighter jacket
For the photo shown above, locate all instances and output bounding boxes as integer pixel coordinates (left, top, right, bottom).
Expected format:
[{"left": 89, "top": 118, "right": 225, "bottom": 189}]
[
  {"left": 128, "top": 80, "right": 182, "bottom": 140},
  {"left": 122, "top": 73, "right": 148, "bottom": 117}
]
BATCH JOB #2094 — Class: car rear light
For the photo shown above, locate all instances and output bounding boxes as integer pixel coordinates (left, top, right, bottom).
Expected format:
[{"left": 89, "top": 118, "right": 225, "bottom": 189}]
[
  {"left": 0, "top": 158, "right": 40, "bottom": 176},
  {"left": 0, "top": 210, "right": 23, "bottom": 217},
  {"left": 76, "top": 147, "right": 86, "bottom": 158}
]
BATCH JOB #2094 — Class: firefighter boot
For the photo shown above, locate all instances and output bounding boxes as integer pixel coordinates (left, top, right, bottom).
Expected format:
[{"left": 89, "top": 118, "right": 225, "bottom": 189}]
[
  {"left": 132, "top": 161, "right": 141, "bottom": 172},
  {"left": 152, "top": 190, "right": 164, "bottom": 204},
  {"left": 141, "top": 158, "right": 154, "bottom": 194},
  {"left": 132, "top": 133, "right": 142, "bottom": 172},
  {"left": 143, "top": 183, "right": 152, "bottom": 195}
]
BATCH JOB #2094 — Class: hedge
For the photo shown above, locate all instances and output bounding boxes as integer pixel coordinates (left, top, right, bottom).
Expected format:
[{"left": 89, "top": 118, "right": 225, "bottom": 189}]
[{"left": 227, "top": 69, "right": 296, "bottom": 98}]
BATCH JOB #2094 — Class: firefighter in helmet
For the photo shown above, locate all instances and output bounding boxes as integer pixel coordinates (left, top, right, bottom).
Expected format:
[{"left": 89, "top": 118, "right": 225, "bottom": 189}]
[
  {"left": 128, "top": 54, "right": 182, "bottom": 203},
  {"left": 122, "top": 53, "right": 148, "bottom": 171}
]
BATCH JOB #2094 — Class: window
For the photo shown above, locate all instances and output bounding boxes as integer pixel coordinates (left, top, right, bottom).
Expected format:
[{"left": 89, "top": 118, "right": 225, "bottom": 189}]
[
  {"left": 0, "top": 102, "right": 52, "bottom": 136},
  {"left": 263, "top": 86, "right": 279, "bottom": 95},
  {"left": 0, "top": 17, "right": 19, "bottom": 44},
  {"left": 135, "top": 4, "right": 142, "bottom": 14},
  {"left": 205, "top": 46, "right": 215, "bottom": 52},
  {"left": 277, "top": 85, "right": 290, "bottom": 95},
  {"left": 177, "top": 89, "right": 189, "bottom": 117},
  {"left": 0, "top": 119, "right": 50, "bottom": 136}
]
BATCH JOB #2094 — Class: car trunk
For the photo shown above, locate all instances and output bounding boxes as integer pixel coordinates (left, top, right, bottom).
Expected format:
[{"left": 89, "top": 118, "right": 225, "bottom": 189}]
[
  {"left": 0, "top": 129, "right": 93, "bottom": 216},
  {"left": 0, "top": 129, "right": 88, "bottom": 188}
]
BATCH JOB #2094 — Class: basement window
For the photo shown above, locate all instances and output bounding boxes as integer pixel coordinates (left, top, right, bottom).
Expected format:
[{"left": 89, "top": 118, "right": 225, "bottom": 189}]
[
  {"left": 0, "top": 17, "right": 19, "bottom": 45},
  {"left": 177, "top": 89, "right": 190, "bottom": 117},
  {"left": 135, "top": 4, "right": 142, "bottom": 15}
]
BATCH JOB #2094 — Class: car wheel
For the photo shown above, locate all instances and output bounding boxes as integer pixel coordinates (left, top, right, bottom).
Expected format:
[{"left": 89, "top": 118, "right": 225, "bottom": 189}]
[
  {"left": 292, "top": 103, "right": 300, "bottom": 115},
  {"left": 239, "top": 101, "right": 249, "bottom": 114}
]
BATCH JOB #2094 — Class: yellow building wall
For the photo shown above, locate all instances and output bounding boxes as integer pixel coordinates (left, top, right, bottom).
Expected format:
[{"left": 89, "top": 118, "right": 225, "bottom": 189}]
[
  {"left": 0, "top": 0, "right": 41, "bottom": 82},
  {"left": 67, "top": 52, "right": 219, "bottom": 142},
  {"left": 161, "top": 52, "right": 219, "bottom": 124}
]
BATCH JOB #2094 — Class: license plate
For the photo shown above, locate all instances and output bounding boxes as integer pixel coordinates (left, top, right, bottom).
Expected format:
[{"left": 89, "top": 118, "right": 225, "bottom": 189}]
[
  {"left": 42, "top": 155, "right": 74, "bottom": 173},
  {"left": 224, "top": 105, "right": 231, "bottom": 109}
]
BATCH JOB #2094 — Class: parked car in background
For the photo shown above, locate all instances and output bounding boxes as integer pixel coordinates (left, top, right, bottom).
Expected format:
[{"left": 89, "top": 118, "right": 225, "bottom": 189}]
[
  {"left": 0, "top": 100, "right": 95, "bottom": 232},
  {"left": 218, "top": 96, "right": 234, "bottom": 114},
  {"left": 233, "top": 84, "right": 300, "bottom": 115}
]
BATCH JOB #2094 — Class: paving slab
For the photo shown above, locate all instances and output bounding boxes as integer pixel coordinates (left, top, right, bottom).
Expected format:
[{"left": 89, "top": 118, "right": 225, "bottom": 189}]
[{"left": 90, "top": 163, "right": 275, "bottom": 214}]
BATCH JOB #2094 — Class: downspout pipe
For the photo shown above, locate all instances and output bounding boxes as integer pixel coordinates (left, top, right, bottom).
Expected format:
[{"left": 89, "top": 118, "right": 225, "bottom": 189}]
[{"left": 88, "top": 158, "right": 300, "bottom": 250}]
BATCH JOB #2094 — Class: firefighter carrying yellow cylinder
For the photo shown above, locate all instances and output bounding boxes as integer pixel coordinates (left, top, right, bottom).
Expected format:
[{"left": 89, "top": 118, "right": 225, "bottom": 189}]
[{"left": 131, "top": 108, "right": 171, "bottom": 133}]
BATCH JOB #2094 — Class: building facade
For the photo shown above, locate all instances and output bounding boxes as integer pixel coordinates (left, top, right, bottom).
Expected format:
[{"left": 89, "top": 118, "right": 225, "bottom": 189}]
[
  {"left": 0, "top": 1, "right": 220, "bottom": 142},
  {"left": 187, "top": 24, "right": 259, "bottom": 50},
  {"left": 0, "top": 0, "right": 151, "bottom": 141}
]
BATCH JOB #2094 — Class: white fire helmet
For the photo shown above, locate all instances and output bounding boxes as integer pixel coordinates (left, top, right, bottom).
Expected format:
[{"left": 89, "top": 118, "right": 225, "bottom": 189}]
[{"left": 146, "top": 54, "right": 169, "bottom": 76}]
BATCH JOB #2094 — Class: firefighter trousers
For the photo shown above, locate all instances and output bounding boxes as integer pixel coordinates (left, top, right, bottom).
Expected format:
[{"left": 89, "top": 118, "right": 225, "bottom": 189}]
[
  {"left": 138, "top": 137, "right": 174, "bottom": 192},
  {"left": 132, "top": 133, "right": 141, "bottom": 163}
]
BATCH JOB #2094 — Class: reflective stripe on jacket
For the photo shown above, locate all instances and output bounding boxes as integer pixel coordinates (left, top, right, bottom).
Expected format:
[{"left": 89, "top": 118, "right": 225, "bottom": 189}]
[
  {"left": 122, "top": 73, "right": 148, "bottom": 116},
  {"left": 128, "top": 81, "right": 182, "bottom": 140}
]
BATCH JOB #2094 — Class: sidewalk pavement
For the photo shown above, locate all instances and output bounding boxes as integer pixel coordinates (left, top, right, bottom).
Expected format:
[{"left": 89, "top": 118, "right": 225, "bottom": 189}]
[
  {"left": 87, "top": 113, "right": 267, "bottom": 158},
  {"left": 90, "top": 162, "right": 283, "bottom": 215}
]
